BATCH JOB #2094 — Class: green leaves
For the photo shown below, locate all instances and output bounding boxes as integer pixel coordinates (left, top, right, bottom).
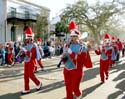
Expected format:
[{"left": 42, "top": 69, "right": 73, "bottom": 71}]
[
  {"left": 36, "top": 10, "right": 49, "bottom": 41},
  {"left": 55, "top": 21, "right": 69, "bottom": 36},
  {"left": 60, "top": 0, "right": 125, "bottom": 43}
]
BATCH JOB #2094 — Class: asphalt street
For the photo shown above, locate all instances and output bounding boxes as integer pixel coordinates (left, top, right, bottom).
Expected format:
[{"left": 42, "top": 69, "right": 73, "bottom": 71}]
[{"left": 0, "top": 52, "right": 125, "bottom": 99}]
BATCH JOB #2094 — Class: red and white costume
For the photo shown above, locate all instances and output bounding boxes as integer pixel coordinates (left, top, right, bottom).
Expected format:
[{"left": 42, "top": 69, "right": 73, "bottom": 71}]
[
  {"left": 7, "top": 41, "right": 14, "bottom": 66},
  {"left": 111, "top": 36, "right": 119, "bottom": 66},
  {"left": 62, "top": 21, "right": 92, "bottom": 99},
  {"left": 95, "top": 33, "right": 115, "bottom": 83},
  {"left": 36, "top": 38, "right": 44, "bottom": 71},
  {"left": 22, "top": 27, "right": 41, "bottom": 94}
]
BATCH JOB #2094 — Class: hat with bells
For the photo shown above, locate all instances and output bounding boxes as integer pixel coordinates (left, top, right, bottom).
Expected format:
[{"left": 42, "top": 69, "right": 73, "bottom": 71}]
[
  {"left": 37, "top": 38, "right": 42, "bottom": 42},
  {"left": 112, "top": 36, "right": 117, "bottom": 42},
  {"left": 68, "top": 20, "right": 80, "bottom": 36},
  {"left": 103, "top": 33, "right": 111, "bottom": 43},
  {"left": 37, "top": 38, "right": 42, "bottom": 44},
  {"left": 24, "top": 27, "right": 34, "bottom": 39}
]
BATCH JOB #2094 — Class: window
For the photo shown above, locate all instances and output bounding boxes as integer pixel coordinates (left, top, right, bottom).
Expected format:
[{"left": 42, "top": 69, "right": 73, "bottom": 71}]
[
  {"left": 25, "top": 11, "right": 30, "bottom": 19},
  {"left": 11, "top": 7, "right": 16, "bottom": 17}
]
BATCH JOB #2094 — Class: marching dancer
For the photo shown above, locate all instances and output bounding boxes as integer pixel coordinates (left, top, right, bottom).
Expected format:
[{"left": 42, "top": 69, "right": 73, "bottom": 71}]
[
  {"left": 62, "top": 21, "right": 92, "bottom": 99},
  {"left": 21, "top": 27, "right": 41, "bottom": 94}
]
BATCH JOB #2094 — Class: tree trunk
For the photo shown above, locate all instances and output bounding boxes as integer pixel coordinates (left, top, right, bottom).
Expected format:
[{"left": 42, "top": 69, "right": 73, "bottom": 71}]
[{"left": 93, "top": 32, "right": 100, "bottom": 44}]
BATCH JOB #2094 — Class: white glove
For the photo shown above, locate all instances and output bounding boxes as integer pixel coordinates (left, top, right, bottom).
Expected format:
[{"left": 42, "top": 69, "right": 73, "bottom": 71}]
[
  {"left": 99, "top": 45, "right": 102, "bottom": 51},
  {"left": 67, "top": 48, "right": 72, "bottom": 54},
  {"left": 21, "top": 47, "right": 27, "bottom": 52},
  {"left": 94, "top": 44, "right": 98, "bottom": 48}
]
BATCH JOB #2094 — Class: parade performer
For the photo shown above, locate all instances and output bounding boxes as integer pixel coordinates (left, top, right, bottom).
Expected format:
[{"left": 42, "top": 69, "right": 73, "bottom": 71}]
[
  {"left": 7, "top": 41, "right": 14, "bottom": 66},
  {"left": 95, "top": 33, "right": 115, "bottom": 84},
  {"left": 35, "top": 38, "right": 44, "bottom": 71},
  {"left": 62, "top": 21, "right": 92, "bottom": 99},
  {"left": 116, "top": 38, "right": 123, "bottom": 61},
  {"left": 111, "top": 36, "right": 119, "bottom": 67},
  {"left": 21, "top": 27, "right": 41, "bottom": 94}
]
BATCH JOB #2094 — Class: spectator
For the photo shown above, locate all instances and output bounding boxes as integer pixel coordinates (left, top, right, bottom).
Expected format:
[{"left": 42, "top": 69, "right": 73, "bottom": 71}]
[
  {"left": 116, "top": 38, "right": 123, "bottom": 61},
  {"left": 0, "top": 44, "right": 6, "bottom": 66}
]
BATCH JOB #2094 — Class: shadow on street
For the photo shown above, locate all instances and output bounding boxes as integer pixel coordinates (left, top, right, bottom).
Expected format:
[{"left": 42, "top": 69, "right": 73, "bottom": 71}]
[
  {"left": 1, "top": 58, "right": 125, "bottom": 99},
  {"left": 108, "top": 61, "right": 125, "bottom": 99},
  {"left": 82, "top": 83, "right": 102, "bottom": 98},
  {"left": 0, "top": 91, "right": 22, "bottom": 99}
]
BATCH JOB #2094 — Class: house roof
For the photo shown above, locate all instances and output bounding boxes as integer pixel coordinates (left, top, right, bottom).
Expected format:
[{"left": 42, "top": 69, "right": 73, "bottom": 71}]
[{"left": 8, "top": 0, "right": 50, "bottom": 11}]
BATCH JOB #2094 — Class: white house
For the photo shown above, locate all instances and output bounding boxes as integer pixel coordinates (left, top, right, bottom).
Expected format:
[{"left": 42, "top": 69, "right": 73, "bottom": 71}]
[{"left": 0, "top": 0, "right": 50, "bottom": 43}]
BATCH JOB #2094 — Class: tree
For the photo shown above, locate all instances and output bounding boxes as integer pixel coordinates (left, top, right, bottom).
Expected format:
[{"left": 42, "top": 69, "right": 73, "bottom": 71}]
[
  {"left": 35, "top": 9, "right": 49, "bottom": 42},
  {"left": 61, "top": 0, "right": 125, "bottom": 43},
  {"left": 55, "top": 21, "right": 69, "bottom": 36}
]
